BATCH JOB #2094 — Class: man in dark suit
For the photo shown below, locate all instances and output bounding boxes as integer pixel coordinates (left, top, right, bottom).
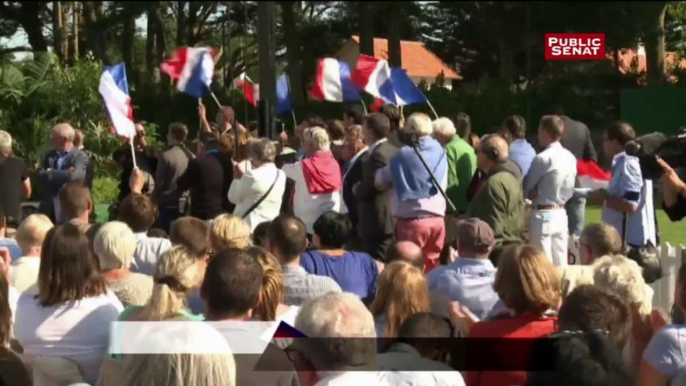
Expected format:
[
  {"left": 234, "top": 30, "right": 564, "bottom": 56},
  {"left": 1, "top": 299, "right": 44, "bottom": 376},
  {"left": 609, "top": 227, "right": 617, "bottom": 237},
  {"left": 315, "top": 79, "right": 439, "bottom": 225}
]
[
  {"left": 353, "top": 113, "right": 398, "bottom": 261},
  {"left": 555, "top": 105, "right": 598, "bottom": 237},
  {"left": 341, "top": 124, "right": 369, "bottom": 238},
  {"left": 40, "top": 123, "right": 90, "bottom": 224}
]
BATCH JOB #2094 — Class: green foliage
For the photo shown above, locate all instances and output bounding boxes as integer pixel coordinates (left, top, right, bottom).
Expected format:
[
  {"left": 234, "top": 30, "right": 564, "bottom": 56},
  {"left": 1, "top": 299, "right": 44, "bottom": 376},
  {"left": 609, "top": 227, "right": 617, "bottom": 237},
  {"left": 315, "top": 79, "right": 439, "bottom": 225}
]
[
  {"left": 0, "top": 52, "right": 121, "bottom": 174},
  {"left": 91, "top": 176, "right": 119, "bottom": 206}
]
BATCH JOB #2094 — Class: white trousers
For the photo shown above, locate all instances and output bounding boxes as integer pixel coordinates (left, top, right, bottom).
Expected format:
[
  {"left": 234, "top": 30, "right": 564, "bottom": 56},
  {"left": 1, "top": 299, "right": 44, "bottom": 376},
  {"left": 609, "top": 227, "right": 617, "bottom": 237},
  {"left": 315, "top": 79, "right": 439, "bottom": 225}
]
[{"left": 529, "top": 208, "right": 569, "bottom": 267}]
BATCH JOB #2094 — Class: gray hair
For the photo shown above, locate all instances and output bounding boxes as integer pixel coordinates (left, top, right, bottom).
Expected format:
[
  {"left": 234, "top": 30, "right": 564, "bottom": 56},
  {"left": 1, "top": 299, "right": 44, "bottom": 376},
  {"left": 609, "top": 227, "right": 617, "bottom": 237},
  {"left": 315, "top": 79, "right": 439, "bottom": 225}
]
[
  {"left": 432, "top": 118, "right": 456, "bottom": 137},
  {"left": 405, "top": 113, "right": 434, "bottom": 137},
  {"left": 247, "top": 138, "right": 276, "bottom": 163},
  {"left": 94, "top": 221, "right": 137, "bottom": 270},
  {"left": 303, "top": 126, "right": 330, "bottom": 151},
  {"left": 294, "top": 292, "right": 377, "bottom": 371},
  {"left": 345, "top": 124, "right": 364, "bottom": 142},
  {"left": 52, "top": 123, "right": 76, "bottom": 142},
  {"left": 0, "top": 130, "right": 11, "bottom": 155}
]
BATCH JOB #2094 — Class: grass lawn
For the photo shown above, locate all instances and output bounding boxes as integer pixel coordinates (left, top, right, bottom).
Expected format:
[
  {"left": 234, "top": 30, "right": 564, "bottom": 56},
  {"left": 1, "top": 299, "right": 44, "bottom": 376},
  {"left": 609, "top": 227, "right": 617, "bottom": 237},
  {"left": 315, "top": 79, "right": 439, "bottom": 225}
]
[
  {"left": 94, "top": 203, "right": 685, "bottom": 245},
  {"left": 585, "top": 206, "right": 686, "bottom": 246}
]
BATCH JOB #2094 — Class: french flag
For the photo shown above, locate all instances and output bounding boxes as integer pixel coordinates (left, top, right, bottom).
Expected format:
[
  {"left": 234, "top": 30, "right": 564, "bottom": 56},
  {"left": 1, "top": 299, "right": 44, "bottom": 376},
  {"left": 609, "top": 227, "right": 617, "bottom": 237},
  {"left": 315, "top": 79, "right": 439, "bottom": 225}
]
[
  {"left": 99, "top": 63, "right": 135, "bottom": 139},
  {"left": 233, "top": 72, "right": 259, "bottom": 107},
  {"left": 160, "top": 47, "right": 216, "bottom": 98},
  {"left": 577, "top": 159, "right": 611, "bottom": 190},
  {"left": 370, "top": 98, "right": 385, "bottom": 112},
  {"left": 310, "top": 58, "right": 361, "bottom": 102},
  {"left": 352, "top": 54, "right": 427, "bottom": 106}
]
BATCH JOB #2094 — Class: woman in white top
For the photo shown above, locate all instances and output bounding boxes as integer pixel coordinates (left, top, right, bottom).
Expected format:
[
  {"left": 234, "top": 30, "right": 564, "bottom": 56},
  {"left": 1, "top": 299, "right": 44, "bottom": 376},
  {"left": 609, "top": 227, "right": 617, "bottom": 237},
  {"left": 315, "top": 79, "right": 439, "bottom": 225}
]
[
  {"left": 14, "top": 224, "right": 124, "bottom": 384},
  {"left": 228, "top": 138, "right": 286, "bottom": 231}
]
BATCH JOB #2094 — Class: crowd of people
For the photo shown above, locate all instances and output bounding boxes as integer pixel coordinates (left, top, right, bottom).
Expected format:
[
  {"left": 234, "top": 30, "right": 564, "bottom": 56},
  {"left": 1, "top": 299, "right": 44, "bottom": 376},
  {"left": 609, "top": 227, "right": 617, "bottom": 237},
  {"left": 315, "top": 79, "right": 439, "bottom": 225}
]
[{"left": 0, "top": 101, "right": 685, "bottom": 386}]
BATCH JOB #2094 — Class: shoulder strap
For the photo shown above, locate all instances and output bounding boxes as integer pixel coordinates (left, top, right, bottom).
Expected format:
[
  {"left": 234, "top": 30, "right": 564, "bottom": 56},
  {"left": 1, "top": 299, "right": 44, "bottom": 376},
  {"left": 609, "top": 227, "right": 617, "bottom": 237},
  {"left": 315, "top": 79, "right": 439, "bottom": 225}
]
[
  {"left": 621, "top": 212, "right": 628, "bottom": 248},
  {"left": 242, "top": 171, "right": 279, "bottom": 219}
]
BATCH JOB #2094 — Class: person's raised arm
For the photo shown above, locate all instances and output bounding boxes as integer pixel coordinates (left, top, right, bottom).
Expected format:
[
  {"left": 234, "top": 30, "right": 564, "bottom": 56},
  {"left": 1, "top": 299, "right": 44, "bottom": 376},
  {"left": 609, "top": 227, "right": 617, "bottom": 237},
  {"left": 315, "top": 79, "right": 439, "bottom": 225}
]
[{"left": 198, "top": 103, "right": 212, "bottom": 133}]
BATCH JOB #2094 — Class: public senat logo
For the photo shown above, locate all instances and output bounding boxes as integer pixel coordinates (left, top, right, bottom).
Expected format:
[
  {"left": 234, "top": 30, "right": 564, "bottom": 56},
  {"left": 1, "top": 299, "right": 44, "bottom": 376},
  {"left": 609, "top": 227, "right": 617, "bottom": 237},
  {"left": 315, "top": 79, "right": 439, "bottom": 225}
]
[{"left": 545, "top": 33, "right": 605, "bottom": 60}]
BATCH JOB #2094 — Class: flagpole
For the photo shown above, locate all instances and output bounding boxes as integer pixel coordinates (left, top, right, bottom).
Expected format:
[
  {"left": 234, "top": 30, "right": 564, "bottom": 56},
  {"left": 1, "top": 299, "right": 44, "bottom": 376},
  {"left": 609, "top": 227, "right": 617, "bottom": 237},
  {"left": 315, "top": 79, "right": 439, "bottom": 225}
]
[
  {"left": 198, "top": 98, "right": 203, "bottom": 131},
  {"left": 129, "top": 136, "right": 138, "bottom": 169},
  {"left": 426, "top": 99, "right": 439, "bottom": 119},
  {"left": 209, "top": 91, "right": 222, "bottom": 108},
  {"left": 360, "top": 99, "right": 368, "bottom": 115},
  {"left": 285, "top": 74, "right": 297, "bottom": 129}
]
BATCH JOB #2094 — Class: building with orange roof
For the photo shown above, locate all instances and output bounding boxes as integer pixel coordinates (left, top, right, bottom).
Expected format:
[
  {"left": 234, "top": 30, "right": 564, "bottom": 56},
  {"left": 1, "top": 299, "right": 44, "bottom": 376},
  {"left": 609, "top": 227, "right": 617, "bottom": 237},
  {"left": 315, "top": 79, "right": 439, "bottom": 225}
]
[
  {"left": 335, "top": 36, "right": 461, "bottom": 89},
  {"left": 609, "top": 44, "right": 686, "bottom": 84}
]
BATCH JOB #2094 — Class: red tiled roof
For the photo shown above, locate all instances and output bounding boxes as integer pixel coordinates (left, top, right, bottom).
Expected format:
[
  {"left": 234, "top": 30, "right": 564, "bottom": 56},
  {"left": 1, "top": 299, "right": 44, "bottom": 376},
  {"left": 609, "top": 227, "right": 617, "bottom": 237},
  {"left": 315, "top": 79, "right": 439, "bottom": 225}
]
[
  {"left": 350, "top": 35, "right": 461, "bottom": 80},
  {"left": 609, "top": 48, "right": 686, "bottom": 82}
]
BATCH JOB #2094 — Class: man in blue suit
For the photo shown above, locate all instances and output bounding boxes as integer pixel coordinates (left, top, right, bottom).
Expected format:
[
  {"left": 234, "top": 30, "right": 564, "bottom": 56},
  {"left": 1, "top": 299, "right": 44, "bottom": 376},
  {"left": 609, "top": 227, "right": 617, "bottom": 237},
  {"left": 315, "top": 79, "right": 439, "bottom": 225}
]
[{"left": 38, "top": 123, "right": 90, "bottom": 224}]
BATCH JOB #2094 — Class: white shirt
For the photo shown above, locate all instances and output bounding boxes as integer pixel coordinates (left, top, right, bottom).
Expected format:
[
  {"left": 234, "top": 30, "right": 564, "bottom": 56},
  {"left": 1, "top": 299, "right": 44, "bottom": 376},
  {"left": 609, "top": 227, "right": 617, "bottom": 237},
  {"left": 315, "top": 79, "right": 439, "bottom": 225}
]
[
  {"left": 523, "top": 141, "right": 577, "bottom": 206},
  {"left": 282, "top": 161, "right": 342, "bottom": 234},
  {"left": 8, "top": 285, "right": 18, "bottom": 323},
  {"left": 378, "top": 343, "right": 465, "bottom": 386},
  {"left": 367, "top": 138, "right": 388, "bottom": 155},
  {"left": 228, "top": 163, "right": 287, "bottom": 232},
  {"left": 131, "top": 233, "right": 172, "bottom": 276},
  {"left": 10, "top": 255, "right": 41, "bottom": 293},
  {"left": 315, "top": 371, "right": 390, "bottom": 386},
  {"left": 14, "top": 291, "right": 124, "bottom": 384}
]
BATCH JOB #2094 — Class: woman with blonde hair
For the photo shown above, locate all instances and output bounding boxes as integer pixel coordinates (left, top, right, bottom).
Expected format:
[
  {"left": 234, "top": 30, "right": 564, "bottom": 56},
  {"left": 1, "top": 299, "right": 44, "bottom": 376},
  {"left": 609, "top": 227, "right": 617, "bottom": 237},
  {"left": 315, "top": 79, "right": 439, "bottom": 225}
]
[
  {"left": 245, "top": 246, "right": 299, "bottom": 323},
  {"left": 118, "top": 245, "right": 203, "bottom": 322},
  {"left": 210, "top": 214, "right": 251, "bottom": 252},
  {"left": 462, "top": 244, "right": 560, "bottom": 386},
  {"left": 370, "top": 261, "right": 430, "bottom": 338}
]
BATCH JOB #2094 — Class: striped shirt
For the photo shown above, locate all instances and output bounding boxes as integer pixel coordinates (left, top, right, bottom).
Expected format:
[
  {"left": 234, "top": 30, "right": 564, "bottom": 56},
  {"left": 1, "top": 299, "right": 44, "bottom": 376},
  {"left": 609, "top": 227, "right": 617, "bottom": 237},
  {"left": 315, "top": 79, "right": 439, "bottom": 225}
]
[{"left": 282, "top": 265, "right": 342, "bottom": 306}]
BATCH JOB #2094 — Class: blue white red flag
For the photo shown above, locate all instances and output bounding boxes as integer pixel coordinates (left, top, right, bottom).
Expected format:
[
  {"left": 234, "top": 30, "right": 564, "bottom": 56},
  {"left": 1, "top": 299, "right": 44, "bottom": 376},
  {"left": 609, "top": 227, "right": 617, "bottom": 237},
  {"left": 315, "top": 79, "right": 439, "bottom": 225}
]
[
  {"left": 276, "top": 73, "right": 292, "bottom": 114},
  {"left": 309, "top": 58, "right": 361, "bottom": 102},
  {"left": 98, "top": 63, "right": 135, "bottom": 139},
  {"left": 160, "top": 47, "right": 216, "bottom": 98},
  {"left": 352, "top": 54, "right": 427, "bottom": 106}
]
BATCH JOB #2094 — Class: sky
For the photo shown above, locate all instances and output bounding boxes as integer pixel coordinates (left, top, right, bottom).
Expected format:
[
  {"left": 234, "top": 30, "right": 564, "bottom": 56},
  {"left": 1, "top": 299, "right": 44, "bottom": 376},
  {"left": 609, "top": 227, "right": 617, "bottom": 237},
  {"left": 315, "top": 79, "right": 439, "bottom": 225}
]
[{"left": 1, "top": 16, "right": 149, "bottom": 60}]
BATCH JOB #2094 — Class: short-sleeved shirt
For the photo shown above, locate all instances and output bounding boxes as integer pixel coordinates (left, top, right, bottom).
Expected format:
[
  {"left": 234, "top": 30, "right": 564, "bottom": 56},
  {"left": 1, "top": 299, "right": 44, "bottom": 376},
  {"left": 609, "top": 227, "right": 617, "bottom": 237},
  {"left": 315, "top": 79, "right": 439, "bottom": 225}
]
[
  {"left": 643, "top": 325, "right": 686, "bottom": 386},
  {"left": 300, "top": 250, "right": 378, "bottom": 301},
  {"left": 601, "top": 152, "right": 656, "bottom": 247},
  {"left": 426, "top": 257, "right": 498, "bottom": 321},
  {"left": 0, "top": 156, "right": 29, "bottom": 221}
]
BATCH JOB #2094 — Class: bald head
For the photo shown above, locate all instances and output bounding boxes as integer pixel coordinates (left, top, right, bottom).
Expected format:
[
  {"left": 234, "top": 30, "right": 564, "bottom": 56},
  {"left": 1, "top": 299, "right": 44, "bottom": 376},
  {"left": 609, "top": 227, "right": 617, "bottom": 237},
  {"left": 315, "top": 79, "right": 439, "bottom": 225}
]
[{"left": 385, "top": 241, "right": 425, "bottom": 270}]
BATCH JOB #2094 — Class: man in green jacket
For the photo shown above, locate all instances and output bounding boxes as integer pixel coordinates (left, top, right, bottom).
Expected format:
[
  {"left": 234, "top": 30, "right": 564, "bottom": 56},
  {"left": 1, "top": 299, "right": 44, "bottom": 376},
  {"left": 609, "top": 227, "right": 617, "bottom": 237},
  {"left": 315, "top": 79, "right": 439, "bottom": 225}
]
[
  {"left": 433, "top": 118, "right": 477, "bottom": 214},
  {"left": 466, "top": 134, "right": 525, "bottom": 264}
]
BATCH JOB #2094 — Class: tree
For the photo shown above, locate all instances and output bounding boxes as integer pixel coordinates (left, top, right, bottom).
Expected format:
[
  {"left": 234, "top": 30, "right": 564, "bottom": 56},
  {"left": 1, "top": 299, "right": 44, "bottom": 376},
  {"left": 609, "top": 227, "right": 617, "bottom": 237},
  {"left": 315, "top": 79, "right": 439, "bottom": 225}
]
[
  {"left": 281, "top": 2, "right": 304, "bottom": 102},
  {"left": 0, "top": 2, "right": 50, "bottom": 52}
]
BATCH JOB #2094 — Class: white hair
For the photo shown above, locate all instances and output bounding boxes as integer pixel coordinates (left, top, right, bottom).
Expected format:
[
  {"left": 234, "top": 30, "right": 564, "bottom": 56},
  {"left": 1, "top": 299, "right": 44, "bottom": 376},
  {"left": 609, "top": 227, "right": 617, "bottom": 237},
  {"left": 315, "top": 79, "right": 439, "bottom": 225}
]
[
  {"left": 15, "top": 214, "right": 53, "bottom": 251},
  {"left": 433, "top": 117, "right": 457, "bottom": 137},
  {"left": 52, "top": 123, "right": 75, "bottom": 142},
  {"left": 94, "top": 221, "right": 137, "bottom": 271},
  {"left": 294, "top": 292, "right": 376, "bottom": 371},
  {"left": 405, "top": 113, "right": 434, "bottom": 137},
  {"left": 0, "top": 130, "right": 12, "bottom": 155},
  {"left": 303, "top": 126, "right": 330, "bottom": 151},
  {"left": 593, "top": 254, "right": 652, "bottom": 315}
]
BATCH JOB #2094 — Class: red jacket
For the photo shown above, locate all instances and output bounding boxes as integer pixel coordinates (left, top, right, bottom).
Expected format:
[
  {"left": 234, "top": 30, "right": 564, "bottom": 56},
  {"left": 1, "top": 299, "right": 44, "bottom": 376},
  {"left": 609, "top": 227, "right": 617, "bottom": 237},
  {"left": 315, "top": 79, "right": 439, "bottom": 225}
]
[{"left": 466, "top": 313, "right": 558, "bottom": 386}]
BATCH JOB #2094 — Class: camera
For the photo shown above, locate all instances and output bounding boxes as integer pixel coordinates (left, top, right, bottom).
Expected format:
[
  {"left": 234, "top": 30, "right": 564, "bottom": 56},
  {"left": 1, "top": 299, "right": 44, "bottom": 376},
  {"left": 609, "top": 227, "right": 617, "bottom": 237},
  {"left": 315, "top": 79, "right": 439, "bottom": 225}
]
[
  {"left": 397, "top": 127, "right": 420, "bottom": 147},
  {"left": 625, "top": 129, "right": 686, "bottom": 180}
]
